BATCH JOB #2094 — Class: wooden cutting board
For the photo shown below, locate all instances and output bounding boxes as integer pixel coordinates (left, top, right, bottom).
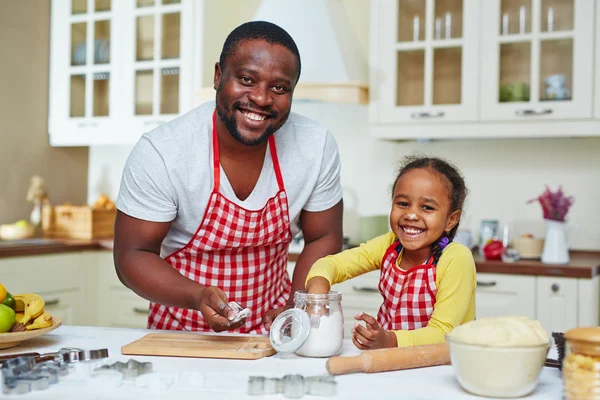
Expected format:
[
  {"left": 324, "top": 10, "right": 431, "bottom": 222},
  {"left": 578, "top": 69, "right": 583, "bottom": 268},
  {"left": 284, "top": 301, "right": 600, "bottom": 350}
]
[{"left": 121, "top": 332, "right": 276, "bottom": 360}]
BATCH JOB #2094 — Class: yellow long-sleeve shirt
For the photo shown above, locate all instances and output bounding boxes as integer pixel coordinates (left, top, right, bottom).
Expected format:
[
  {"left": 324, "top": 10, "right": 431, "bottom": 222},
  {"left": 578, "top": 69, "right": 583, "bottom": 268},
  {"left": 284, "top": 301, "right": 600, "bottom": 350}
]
[{"left": 306, "top": 231, "right": 477, "bottom": 347}]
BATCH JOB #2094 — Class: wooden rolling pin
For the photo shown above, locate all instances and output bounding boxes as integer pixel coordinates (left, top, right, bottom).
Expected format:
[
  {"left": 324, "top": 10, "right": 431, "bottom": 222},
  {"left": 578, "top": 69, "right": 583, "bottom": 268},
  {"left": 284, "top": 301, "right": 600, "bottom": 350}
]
[{"left": 326, "top": 342, "right": 450, "bottom": 375}]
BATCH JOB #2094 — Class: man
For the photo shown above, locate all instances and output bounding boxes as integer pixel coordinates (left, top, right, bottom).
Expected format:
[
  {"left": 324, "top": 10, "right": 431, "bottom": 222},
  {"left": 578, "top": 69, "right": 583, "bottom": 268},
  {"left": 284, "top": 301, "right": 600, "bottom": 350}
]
[{"left": 113, "top": 21, "right": 343, "bottom": 334}]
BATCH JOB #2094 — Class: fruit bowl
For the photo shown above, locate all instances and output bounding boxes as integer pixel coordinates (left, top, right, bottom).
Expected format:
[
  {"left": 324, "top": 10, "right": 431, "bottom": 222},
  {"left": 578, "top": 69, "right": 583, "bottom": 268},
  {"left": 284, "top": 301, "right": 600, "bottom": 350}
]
[{"left": 0, "top": 317, "right": 62, "bottom": 349}]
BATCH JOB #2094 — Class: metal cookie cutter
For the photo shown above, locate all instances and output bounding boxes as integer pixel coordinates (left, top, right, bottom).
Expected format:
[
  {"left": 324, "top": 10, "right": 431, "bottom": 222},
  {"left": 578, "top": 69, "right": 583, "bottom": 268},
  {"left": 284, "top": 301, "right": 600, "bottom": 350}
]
[
  {"left": 95, "top": 359, "right": 153, "bottom": 381},
  {"left": 229, "top": 302, "right": 252, "bottom": 323},
  {"left": 1, "top": 348, "right": 109, "bottom": 395},
  {"left": 248, "top": 374, "right": 336, "bottom": 398}
]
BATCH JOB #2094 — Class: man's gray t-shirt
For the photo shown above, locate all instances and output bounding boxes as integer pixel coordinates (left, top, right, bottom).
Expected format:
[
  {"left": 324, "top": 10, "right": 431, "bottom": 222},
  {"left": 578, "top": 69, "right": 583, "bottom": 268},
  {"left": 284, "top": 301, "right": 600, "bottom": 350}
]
[{"left": 116, "top": 101, "right": 343, "bottom": 257}]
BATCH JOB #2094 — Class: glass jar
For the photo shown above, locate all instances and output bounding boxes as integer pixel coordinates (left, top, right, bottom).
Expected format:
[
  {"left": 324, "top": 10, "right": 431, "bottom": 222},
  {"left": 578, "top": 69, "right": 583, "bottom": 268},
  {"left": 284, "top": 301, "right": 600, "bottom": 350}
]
[
  {"left": 269, "top": 291, "right": 344, "bottom": 358},
  {"left": 563, "top": 327, "right": 600, "bottom": 399}
]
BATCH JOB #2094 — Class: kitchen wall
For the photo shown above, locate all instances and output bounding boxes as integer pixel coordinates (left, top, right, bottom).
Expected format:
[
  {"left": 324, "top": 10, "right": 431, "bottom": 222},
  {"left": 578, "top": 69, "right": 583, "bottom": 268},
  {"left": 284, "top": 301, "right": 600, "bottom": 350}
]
[
  {"left": 0, "top": 1, "right": 88, "bottom": 226},
  {"left": 87, "top": 1, "right": 600, "bottom": 251}
]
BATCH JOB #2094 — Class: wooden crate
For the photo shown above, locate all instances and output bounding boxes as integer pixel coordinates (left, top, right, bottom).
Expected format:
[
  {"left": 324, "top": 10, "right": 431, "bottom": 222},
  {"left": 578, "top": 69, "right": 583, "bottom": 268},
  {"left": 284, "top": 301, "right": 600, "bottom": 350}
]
[{"left": 42, "top": 204, "right": 116, "bottom": 240}]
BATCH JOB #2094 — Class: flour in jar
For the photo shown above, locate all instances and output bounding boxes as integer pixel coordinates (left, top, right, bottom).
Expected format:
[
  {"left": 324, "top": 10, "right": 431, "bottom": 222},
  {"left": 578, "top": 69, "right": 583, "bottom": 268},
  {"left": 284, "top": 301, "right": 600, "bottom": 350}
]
[{"left": 295, "top": 311, "right": 344, "bottom": 357}]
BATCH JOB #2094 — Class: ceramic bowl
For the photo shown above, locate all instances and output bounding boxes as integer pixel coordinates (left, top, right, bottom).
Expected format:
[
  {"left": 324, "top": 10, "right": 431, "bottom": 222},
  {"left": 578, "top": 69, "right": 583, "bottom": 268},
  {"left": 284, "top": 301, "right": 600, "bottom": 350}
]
[
  {"left": 446, "top": 335, "right": 550, "bottom": 398},
  {"left": 513, "top": 237, "right": 545, "bottom": 259}
]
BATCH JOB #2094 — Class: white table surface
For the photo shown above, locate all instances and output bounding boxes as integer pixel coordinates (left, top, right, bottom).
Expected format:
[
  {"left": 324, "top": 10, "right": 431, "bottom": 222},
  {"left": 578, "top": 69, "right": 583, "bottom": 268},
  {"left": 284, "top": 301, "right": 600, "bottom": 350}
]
[{"left": 0, "top": 325, "right": 563, "bottom": 400}]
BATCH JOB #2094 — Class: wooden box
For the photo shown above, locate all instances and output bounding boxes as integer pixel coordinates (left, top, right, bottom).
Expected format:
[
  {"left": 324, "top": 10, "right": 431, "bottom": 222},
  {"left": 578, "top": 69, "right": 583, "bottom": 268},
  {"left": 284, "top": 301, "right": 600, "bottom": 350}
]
[{"left": 41, "top": 204, "right": 116, "bottom": 240}]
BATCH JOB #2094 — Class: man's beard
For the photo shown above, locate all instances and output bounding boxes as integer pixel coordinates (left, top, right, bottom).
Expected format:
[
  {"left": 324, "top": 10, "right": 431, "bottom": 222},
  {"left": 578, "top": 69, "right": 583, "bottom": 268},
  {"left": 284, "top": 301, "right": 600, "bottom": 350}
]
[{"left": 215, "top": 87, "right": 288, "bottom": 147}]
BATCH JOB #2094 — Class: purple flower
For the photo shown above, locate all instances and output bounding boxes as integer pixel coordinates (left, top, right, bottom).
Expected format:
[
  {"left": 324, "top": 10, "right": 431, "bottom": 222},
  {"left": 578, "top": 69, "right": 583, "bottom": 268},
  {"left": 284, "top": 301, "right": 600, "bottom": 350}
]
[
  {"left": 527, "top": 185, "right": 574, "bottom": 222},
  {"left": 438, "top": 236, "right": 450, "bottom": 249}
]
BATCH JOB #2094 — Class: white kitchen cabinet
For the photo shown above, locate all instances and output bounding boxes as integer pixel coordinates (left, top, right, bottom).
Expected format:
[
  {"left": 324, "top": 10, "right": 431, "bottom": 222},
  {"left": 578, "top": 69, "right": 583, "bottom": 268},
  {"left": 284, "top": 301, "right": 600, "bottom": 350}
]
[
  {"left": 370, "top": 0, "right": 480, "bottom": 125},
  {"left": 475, "top": 273, "right": 536, "bottom": 320},
  {"left": 480, "top": 0, "right": 594, "bottom": 121},
  {"left": 536, "top": 276, "right": 578, "bottom": 334},
  {"left": 595, "top": 0, "right": 600, "bottom": 119},
  {"left": 0, "top": 253, "right": 90, "bottom": 326},
  {"left": 49, "top": 0, "right": 202, "bottom": 146},
  {"left": 95, "top": 250, "right": 149, "bottom": 329}
]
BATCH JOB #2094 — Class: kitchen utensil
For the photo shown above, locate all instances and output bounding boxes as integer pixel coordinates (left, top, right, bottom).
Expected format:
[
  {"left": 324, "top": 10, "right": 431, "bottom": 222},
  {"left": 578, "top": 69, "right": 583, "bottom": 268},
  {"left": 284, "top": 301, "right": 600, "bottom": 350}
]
[
  {"left": 513, "top": 236, "right": 544, "bottom": 259},
  {"left": 121, "top": 332, "right": 275, "bottom": 360},
  {"left": 228, "top": 301, "right": 252, "bottom": 323},
  {"left": 325, "top": 342, "right": 450, "bottom": 375},
  {"left": 95, "top": 359, "right": 152, "bottom": 381},
  {"left": 1, "top": 347, "right": 109, "bottom": 395},
  {"left": 0, "top": 317, "right": 62, "bottom": 349},
  {"left": 248, "top": 374, "right": 336, "bottom": 398}
]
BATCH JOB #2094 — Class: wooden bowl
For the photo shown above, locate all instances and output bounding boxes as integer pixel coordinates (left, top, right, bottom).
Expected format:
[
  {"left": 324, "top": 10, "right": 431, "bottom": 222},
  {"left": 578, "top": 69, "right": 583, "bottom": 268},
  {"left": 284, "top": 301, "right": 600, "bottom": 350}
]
[{"left": 0, "top": 317, "right": 62, "bottom": 349}]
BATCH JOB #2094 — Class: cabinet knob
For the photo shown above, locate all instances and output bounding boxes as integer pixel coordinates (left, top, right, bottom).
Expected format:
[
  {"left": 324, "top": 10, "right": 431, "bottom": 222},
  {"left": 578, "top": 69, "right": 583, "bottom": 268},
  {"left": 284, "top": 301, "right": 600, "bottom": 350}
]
[{"left": 551, "top": 283, "right": 560, "bottom": 293}]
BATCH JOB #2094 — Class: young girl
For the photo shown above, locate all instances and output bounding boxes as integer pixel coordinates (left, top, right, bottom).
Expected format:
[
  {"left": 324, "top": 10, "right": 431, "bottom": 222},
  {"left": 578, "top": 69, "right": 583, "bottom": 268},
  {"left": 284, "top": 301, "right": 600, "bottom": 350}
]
[{"left": 305, "top": 156, "right": 476, "bottom": 349}]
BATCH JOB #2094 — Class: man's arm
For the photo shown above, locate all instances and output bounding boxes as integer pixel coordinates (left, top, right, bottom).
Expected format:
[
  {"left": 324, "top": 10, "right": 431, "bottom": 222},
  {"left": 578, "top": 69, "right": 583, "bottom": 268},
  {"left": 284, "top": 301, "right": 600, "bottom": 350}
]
[
  {"left": 262, "top": 199, "right": 343, "bottom": 329},
  {"left": 113, "top": 211, "right": 242, "bottom": 331}
]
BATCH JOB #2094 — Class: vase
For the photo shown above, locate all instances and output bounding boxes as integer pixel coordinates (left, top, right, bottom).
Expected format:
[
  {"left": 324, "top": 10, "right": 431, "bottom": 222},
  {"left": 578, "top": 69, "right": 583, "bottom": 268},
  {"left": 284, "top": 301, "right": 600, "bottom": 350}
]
[{"left": 541, "top": 219, "right": 569, "bottom": 264}]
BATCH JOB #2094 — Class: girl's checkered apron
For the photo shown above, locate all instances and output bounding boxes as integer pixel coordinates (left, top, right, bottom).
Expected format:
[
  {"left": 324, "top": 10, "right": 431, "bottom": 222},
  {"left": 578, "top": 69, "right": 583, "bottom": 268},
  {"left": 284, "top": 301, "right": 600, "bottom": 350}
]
[
  {"left": 377, "top": 240, "right": 437, "bottom": 330},
  {"left": 148, "top": 110, "right": 293, "bottom": 334}
]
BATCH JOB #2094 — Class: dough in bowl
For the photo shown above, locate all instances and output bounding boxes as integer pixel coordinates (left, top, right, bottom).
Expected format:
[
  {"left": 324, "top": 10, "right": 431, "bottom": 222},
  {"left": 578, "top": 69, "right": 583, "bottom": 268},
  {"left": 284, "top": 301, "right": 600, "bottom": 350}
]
[{"left": 447, "top": 316, "right": 549, "bottom": 347}]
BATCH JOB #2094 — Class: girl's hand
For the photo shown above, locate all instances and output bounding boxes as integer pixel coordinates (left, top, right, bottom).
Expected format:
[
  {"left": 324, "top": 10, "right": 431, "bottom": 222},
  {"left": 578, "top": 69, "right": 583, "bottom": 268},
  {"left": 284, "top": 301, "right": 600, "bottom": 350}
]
[
  {"left": 352, "top": 312, "right": 398, "bottom": 350},
  {"left": 305, "top": 276, "right": 331, "bottom": 294}
]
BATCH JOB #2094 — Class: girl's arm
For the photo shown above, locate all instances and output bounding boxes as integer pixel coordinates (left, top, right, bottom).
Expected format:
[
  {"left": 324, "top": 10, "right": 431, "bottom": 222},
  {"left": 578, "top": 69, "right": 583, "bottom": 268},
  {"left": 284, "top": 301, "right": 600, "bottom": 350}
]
[
  {"left": 305, "top": 231, "right": 396, "bottom": 293},
  {"left": 392, "top": 244, "right": 477, "bottom": 347}
]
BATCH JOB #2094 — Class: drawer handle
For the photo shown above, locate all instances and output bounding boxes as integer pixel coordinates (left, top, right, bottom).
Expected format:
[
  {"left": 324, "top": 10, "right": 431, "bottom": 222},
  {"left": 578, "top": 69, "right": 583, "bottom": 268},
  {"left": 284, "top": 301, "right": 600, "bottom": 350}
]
[
  {"left": 515, "top": 108, "right": 553, "bottom": 117},
  {"left": 411, "top": 111, "right": 445, "bottom": 119},
  {"left": 352, "top": 286, "right": 379, "bottom": 294},
  {"left": 144, "top": 120, "right": 166, "bottom": 126},
  {"left": 45, "top": 299, "right": 60, "bottom": 307},
  {"left": 133, "top": 307, "right": 149, "bottom": 315},
  {"left": 477, "top": 281, "right": 497, "bottom": 287},
  {"left": 77, "top": 122, "right": 99, "bottom": 128}
]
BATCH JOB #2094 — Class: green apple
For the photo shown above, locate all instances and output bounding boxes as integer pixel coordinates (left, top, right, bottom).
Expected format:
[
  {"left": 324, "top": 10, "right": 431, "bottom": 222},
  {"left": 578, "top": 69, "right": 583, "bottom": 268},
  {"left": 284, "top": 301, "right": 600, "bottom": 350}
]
[
  {"left": 2, "top": 292, "right": 15, "bottom": 310},
  {"left": 0, "top": 304, "right": 16, "bottom": 333}
]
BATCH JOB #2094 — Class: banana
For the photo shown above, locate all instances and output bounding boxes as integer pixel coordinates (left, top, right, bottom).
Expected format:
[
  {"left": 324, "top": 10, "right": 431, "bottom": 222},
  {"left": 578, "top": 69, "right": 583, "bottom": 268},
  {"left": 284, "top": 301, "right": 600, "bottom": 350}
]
[
  {"left": 13, "top": 294, "right": 45, "bottom": 325},
  {"left": 26, "top": 311, "right": 53, "bottom": 330},
  {"left": 15, "top": 312, "right": 25, "bottom": 323}
]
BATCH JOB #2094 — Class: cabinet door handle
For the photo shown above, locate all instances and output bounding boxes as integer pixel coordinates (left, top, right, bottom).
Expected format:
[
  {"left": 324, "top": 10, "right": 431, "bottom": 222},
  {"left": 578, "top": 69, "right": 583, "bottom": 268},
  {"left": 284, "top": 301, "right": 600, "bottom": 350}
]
[
  {"left": 45, "top": 299, "right": 60, "bottom": 307},
  {"left": 411, "top": 111, "right": 445, "bottom": 119},
  {"left": 477, "top": 281, "right": 497, "bottom": 287},
  {"left": 352, "top": 286, "right": 379, "bottom": 293},
  {"left": 551, "top": 283, "right": 560, "bottom": 293},
  {"left": 515, "top": 108, "right": 553, "bottom": 117},
  {"left": 133, "top": 307, "right": 149, "bottom": 315},
  {"left": 77, "top": 122, "right": 99, "bottom": 128}
]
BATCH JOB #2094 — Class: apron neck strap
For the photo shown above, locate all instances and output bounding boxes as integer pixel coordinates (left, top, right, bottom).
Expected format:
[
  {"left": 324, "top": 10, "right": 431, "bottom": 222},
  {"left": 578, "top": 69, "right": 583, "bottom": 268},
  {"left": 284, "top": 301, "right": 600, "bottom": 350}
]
[{"left": 212, "top": 109, "right": 285, "bottom": 193}]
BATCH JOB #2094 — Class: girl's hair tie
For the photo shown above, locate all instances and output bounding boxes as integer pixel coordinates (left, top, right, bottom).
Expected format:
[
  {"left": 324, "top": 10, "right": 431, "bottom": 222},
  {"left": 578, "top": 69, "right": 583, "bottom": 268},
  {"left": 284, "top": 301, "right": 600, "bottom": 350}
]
[{"left": 438, "top": 236, "right": 450, "bottom": 250}]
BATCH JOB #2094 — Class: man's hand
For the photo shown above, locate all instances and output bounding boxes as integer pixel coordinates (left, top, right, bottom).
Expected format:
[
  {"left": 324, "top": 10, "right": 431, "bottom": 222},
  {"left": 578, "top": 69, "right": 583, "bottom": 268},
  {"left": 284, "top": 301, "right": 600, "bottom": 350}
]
[
  {"left": 198, "top": 286, "right": 246, "bottom": 332},
  {"left": 352, "top": 312, "right": 397, "bottom": 350},
  {"left": 262, "top": 303, "right": 293, "bottom": 331}
]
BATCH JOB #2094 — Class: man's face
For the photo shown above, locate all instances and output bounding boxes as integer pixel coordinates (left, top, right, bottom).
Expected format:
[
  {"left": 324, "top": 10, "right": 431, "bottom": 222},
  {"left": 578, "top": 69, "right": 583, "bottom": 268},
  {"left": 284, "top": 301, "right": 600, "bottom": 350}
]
[{"left": 214, "top": 39, "right": 299, "bottom": 146}]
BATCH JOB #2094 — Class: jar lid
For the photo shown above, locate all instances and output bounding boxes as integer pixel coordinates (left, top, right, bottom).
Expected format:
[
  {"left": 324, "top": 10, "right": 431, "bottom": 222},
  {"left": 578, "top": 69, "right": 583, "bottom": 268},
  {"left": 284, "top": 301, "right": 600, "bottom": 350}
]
[
  {"left": 565, "top": 327, "right": 600, "bottom": 343},
  {"left": 269, "top": 308, "right": 310, "bottom": 354}
]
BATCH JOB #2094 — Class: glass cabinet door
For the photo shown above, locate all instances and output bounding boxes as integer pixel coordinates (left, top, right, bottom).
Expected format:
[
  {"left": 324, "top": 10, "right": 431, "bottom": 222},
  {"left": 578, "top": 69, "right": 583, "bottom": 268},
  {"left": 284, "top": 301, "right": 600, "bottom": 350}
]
[
  {"left": 68, "top": 0, "right": 114, "bottom": 124},
  {"left": 377, "top": 0, "right": 479, "bottom": 123},
  {"left": 481, "top": 0, "right": 593, "bottom": 120},
  {"left": 129, "top": 0, "right": 188, "bottom": 126}
]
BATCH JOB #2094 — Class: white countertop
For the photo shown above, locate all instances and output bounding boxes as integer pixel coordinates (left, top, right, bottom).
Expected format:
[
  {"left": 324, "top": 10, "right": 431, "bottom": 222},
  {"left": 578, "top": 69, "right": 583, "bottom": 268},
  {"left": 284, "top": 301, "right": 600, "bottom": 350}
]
[{"left": 0, "top": 325, "right": 563, "bottom": 400}]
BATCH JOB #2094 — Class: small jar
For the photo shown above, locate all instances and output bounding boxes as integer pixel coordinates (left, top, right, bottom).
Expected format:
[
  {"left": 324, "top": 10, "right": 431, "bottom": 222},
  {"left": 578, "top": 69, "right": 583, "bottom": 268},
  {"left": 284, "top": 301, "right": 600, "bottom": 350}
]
[
  {"left": 269, "top": 291, "right": 344, "bottom": 358},
  {"left": 563, "top": 327, "right": 600, "bottom": 399}
]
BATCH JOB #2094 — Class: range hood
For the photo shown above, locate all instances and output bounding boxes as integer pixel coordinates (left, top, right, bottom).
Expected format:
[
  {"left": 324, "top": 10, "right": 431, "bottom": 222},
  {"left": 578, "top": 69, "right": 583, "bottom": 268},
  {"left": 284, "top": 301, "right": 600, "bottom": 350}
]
[{"left": 196, "top": 0, "right": 369, "bottom": 105}]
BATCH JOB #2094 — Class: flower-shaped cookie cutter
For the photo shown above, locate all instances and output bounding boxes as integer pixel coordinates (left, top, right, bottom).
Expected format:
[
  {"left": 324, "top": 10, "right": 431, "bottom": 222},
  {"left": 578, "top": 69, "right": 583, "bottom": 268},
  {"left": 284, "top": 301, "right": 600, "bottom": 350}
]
[{"left": 95, "top": 359, "right": 153, "bottom": 381}]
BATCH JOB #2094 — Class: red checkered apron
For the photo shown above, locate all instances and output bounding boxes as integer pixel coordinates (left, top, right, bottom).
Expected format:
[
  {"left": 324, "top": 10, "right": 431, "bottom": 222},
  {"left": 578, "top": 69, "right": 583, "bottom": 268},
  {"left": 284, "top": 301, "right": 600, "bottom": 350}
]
[
  {"left": 147, "top": 110, "right": 293, "bottom": 334},
  {"left": 377, "top": 240, "right": 437, "bottom": 330}
]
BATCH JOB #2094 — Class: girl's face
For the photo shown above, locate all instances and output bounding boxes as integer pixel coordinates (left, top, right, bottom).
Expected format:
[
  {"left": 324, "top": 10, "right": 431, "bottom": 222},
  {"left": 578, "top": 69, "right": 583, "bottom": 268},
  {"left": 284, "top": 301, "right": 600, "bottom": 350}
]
[{"left": 390, "top": 168, "right": 461, "bottom": 252}]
